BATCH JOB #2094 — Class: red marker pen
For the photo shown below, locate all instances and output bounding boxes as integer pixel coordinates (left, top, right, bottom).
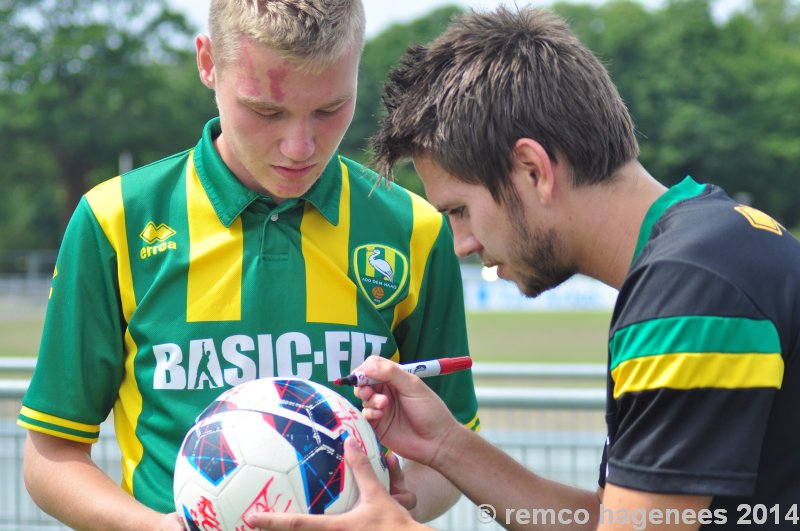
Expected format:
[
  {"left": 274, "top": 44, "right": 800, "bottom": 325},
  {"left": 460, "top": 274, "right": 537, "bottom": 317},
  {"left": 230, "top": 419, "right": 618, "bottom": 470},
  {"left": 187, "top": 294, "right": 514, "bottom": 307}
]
[{"left": 333, "top": 356, "right": 473, "bottom": 387}]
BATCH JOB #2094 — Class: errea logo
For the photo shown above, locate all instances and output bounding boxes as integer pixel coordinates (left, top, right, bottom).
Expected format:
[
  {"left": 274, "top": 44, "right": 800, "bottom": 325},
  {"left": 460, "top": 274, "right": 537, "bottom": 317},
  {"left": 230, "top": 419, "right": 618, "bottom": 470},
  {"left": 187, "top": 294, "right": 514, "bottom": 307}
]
[{"left": 140, "top": 222, "right": 178, "bottom": 260}]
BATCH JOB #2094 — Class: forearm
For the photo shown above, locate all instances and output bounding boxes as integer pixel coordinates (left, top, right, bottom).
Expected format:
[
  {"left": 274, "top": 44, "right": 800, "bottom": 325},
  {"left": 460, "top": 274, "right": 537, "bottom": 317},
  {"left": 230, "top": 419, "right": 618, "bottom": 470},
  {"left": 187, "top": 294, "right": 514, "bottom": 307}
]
[
  {"left": 402, "top": 459, "right": 461, "bottom": 522},
  {"left": 432, "top": 427, "right": 600, "bottom": 531},
  {"left": 24, "top": 432, "right": 169, "bottom": 531}
]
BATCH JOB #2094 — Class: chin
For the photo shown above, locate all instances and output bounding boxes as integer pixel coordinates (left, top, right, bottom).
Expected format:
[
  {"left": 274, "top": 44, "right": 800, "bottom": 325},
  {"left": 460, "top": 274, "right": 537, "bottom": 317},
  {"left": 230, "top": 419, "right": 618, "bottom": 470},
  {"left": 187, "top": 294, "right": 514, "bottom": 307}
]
[{"left": 520, "top": 272, "right": 574, "bottom": 299}]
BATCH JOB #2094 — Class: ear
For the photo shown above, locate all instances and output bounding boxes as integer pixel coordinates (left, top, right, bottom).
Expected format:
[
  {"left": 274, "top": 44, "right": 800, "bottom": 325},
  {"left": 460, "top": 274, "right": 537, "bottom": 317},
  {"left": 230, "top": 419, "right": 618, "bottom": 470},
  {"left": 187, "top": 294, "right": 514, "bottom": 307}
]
[
  {"left": 196, "top": 35, "right": 216, "bottom": 90},
  {"left": 511, "top": 138, "right": 556, "bottom": 205}
]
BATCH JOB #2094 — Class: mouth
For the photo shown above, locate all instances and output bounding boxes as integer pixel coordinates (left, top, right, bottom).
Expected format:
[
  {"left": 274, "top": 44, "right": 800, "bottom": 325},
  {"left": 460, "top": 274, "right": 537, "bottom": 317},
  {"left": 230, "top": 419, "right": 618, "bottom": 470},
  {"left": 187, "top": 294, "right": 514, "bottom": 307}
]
[{"left": 272, "top": 164, "right": 315, "bottom": 179}]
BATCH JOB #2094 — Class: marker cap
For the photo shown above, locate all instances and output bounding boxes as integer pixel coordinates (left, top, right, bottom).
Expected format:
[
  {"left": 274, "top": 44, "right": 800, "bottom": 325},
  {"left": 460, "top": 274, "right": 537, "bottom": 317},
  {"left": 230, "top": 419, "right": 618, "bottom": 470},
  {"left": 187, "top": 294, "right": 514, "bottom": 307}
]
[{"left": 438, "top": 356, "right": 472, "bottom": 374}]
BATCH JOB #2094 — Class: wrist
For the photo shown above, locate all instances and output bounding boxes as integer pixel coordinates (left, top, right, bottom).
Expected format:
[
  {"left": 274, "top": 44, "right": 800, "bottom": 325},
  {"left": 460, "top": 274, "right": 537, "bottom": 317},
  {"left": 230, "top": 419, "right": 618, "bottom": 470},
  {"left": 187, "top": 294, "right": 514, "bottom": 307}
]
[{"left": 428, "top": 419, "right": 470, "bottom": 472}]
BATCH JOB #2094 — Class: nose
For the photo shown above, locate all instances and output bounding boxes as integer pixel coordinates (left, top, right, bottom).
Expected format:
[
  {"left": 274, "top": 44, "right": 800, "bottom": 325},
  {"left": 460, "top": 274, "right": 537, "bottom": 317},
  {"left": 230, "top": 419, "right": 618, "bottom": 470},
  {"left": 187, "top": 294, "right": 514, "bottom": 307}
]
[
  {"left": 452, "top": 225, "right": 482, "bottom": 258},
  {"left": 279, "top": 120, "right": 315, "bottom": 162}
]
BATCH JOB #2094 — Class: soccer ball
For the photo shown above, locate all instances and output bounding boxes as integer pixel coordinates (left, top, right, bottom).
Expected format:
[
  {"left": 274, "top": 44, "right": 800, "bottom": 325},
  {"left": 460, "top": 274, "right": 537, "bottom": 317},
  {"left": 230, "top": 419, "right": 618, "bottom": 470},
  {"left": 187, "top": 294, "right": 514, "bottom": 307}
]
[{"left": 173, "top": 377, "right": 389, "bottom": 530}]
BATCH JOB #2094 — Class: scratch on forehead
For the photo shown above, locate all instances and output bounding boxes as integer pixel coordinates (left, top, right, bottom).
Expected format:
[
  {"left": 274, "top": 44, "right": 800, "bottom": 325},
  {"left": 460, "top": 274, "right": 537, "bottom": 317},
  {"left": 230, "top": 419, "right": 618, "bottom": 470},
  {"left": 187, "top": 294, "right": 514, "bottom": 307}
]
[
  {"left": 236, "top": 42, "right": 262, "bottom": 97},
  {"left": 266, "top": 63, "right": 289, "bottom": 102}
]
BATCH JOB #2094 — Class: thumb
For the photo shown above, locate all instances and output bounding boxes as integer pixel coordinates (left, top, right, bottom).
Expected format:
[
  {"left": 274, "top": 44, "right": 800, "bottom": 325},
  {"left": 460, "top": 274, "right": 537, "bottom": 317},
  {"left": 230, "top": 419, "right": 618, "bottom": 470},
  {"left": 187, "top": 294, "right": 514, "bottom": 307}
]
[
  {"left": 360, "top": 356, "right": 421, "bottom": 391},
  {"left": 345, "top": 436, "right": 386, "bottom": 500}
]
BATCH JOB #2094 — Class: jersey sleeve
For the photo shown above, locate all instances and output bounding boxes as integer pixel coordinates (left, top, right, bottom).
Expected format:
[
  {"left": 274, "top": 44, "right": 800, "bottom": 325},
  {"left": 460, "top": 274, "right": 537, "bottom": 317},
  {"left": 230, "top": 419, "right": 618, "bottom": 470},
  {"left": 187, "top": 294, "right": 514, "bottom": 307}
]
[
  {"left": 604, "top": 260, "right": 783, "bottom": 496},
  {"left": 393, "top": 217, "right": 480, "bottom": 432},
  {"left": 17, "top": 196, "right": 126, "bottom": 444}
]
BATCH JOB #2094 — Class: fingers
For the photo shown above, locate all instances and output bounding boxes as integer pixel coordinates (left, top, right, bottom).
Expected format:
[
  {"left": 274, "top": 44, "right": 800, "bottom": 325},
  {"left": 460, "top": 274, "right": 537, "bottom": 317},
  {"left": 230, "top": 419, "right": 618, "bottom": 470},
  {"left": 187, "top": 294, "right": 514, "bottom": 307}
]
[
  {"left": 244, "top": 511, "right": 326, "bottom": 531},
  {"left": 391, "top": 490, "right": 418, "bottom": 511},
  {"left": 358, "top": 356, "right": 439, "bottom": 406},
  {"left": 387, "top": 453, "right": 417, "bottom": 511},
  {"left": 386, "top": 452, "right": 403, "bottom": 484},
  {"left": 360, "top": 356, "right": 416, "bottom": 388},
  {"left": 243, "top": 438, "right": 388, "bottom": 531},
  {"left": 360, "top": 392, "right": 389, "bottom": 422},
  {"left": 344, "top": 436, "right": 383, "bottom": 498}
]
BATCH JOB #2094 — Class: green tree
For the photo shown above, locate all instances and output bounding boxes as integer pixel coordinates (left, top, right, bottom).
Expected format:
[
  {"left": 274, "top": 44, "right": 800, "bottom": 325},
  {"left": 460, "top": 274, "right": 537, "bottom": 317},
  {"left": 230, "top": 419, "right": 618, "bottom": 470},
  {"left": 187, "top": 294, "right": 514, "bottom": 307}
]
[
  {"left": 0, "top": 0, "right": 215, "bottom": 250},
  {"left": 342, "top": 5, "right": 463, "bottom": 195},
  {"left": 556, "top": 0, "right": 800, "bottom": 227},
  {"left": 4, "top": 0, "right": 800, "bottom": 251}
]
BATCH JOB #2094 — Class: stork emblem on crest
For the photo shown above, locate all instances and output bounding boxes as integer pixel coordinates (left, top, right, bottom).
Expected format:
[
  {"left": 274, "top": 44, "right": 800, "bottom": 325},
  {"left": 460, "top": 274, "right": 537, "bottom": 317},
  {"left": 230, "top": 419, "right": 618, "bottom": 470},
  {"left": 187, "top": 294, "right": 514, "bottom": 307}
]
[{"left": 353, "top": 244, "right": 409, "bottom": 309}]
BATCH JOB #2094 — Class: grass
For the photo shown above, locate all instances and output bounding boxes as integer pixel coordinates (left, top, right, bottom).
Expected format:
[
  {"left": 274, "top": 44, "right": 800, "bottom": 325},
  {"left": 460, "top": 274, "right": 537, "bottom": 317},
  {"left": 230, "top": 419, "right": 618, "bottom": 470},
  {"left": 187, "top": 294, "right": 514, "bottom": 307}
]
[
  {"left": 0, "top": 311, "right": 612, "bottom": 365},
  {"left": 0, "top": 316, "right": 44, "bottom": 358},
  {"left": 466, "top": 310, "right": 611, "bottom": 364}
]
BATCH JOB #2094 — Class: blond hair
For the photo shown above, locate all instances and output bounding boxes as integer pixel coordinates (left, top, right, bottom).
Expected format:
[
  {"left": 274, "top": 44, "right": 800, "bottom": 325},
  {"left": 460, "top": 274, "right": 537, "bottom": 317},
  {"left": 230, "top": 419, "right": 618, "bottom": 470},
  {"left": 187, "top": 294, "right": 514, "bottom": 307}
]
[{"left": 208, "top": 0, "right": 365, "bottom": 69}]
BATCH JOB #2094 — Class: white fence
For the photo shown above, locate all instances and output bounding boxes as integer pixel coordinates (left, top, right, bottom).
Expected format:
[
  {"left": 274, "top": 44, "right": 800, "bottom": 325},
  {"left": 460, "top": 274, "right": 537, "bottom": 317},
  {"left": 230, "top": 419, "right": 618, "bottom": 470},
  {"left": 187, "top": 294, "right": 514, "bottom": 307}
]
[{"left": 0, "top": 364, "right": 607, "bottom": 531}]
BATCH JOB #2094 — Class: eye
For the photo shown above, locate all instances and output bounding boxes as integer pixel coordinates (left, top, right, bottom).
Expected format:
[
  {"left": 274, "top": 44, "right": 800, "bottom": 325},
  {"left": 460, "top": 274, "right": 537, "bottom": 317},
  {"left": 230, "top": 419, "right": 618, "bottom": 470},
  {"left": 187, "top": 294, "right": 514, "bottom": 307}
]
[
  {"left": 448, "top": 207, "right": 467, "bottom": 219},
  {"left": 315, "top": 106, "right": 342, "bottom": 118},
  {"left": 252, "top": 108, "right": 282, "bottom": 120}
]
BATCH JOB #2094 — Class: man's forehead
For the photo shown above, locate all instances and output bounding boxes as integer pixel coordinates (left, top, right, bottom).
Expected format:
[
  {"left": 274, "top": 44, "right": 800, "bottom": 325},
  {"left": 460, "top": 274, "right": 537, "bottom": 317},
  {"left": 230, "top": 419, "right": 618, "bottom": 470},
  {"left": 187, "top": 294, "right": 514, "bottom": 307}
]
[{"left": 411, "top": 157, "right": 463, "bottom": 210}]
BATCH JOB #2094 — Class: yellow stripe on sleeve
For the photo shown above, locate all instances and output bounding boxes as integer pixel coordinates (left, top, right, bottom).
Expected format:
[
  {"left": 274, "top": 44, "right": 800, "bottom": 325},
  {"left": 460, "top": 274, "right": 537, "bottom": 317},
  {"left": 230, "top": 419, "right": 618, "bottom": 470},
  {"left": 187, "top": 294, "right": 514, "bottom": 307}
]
[
  {"left": 612, "top": 352, "right": 784, "bottom": 399},
  {"left": 19, "top": 406, "right": 100, "bottom": 433}
]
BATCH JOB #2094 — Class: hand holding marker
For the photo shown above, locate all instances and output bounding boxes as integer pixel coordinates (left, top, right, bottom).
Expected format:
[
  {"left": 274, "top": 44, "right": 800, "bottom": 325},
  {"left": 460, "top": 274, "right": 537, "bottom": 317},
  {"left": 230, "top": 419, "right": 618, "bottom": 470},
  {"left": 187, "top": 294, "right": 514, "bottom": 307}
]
[{"left": 333, "top": 356, "right": 473, "bottom": 387}]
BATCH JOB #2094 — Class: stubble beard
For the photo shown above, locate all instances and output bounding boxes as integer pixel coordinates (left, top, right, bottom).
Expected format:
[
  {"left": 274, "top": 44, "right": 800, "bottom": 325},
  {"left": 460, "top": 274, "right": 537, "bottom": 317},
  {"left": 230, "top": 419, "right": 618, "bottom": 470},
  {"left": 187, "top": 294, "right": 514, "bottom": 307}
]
[{"left": 507, "top": 199, "right": 575, "bottom": 298}]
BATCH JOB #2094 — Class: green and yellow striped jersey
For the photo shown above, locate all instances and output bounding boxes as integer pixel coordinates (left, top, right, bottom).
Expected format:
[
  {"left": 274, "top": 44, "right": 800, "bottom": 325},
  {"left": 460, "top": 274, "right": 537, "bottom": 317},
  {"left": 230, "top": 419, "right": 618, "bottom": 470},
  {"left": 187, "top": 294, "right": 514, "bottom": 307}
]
[{"left": 19, "top": 118, "right": 479, "bottom": 512}]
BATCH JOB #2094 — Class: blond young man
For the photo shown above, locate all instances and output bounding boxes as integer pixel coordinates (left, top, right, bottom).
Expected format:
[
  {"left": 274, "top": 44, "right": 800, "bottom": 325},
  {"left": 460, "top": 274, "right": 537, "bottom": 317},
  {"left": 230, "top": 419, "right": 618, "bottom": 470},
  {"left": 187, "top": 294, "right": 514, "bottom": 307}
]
[{"left": 19, "top": 2, "right": 479, "bottom": 529}]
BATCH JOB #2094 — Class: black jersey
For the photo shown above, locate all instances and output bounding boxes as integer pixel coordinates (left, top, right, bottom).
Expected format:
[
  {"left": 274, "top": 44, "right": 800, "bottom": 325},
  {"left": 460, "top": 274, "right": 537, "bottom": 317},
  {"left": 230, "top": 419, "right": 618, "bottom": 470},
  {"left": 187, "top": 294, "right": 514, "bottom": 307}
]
[{"left": 600, "top": 177, "right": 800, "bottom": 529}]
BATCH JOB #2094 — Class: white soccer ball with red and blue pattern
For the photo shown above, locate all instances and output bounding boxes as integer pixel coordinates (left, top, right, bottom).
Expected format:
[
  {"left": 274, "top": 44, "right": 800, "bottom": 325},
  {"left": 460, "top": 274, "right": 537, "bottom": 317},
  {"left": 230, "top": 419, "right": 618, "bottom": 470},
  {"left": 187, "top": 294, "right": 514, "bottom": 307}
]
[{"left": 173, "top": 377, "right": 389, "bottom": 530}]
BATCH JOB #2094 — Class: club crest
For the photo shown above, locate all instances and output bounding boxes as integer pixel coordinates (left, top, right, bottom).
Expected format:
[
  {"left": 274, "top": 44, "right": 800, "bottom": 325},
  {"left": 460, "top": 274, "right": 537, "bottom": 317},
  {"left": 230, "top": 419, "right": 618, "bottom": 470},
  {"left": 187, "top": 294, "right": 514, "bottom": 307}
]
[{"left": 353, "top": 244, "right": 409, "bottom": 309}]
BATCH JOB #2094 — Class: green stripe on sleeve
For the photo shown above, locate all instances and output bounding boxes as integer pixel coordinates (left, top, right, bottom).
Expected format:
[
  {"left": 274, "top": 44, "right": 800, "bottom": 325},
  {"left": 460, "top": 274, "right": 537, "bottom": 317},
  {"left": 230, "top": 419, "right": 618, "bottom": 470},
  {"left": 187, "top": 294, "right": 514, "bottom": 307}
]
[
  {"left": 17, "top": 414, "right": 100, "bottom": 442},
  {"left": 610, "top": 315, "right": 781, "bottom": 371}
]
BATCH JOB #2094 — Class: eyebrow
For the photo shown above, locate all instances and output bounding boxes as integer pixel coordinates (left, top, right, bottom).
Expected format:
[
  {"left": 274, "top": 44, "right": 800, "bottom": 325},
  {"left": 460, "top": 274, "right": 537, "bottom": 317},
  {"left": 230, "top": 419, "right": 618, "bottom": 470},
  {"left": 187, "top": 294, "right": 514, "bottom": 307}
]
[{"left": 239, "top": 94, "right": 352, "bottom": 111}]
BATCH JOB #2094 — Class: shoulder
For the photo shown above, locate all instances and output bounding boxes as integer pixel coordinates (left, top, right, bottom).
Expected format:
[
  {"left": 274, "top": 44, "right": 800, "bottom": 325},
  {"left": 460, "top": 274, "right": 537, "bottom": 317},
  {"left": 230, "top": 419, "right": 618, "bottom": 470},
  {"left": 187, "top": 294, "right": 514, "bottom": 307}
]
[
  {"left": 86, "top": 149, "right": 191, "bottom": 200},
  {"left": 122, "top": 148, "right": 192, "bottom": 189},
  {"left": 340, "top": 156, "right": 444, "bottom": 228},
  {"left": 641, "top": 185, "right": 793, "bottom": 268},
  {"left": 82, "top": 149, "right": 191, "bottom": 237},
  {"left": 627, "top": 186, "right": 800, "bottom": 310}
]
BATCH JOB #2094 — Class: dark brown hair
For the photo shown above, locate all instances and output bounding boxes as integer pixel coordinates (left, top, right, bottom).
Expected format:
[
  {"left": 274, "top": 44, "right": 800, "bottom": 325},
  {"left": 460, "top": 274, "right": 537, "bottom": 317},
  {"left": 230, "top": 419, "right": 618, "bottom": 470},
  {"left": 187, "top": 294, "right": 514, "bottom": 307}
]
[{"left": 372, "top": 7, "right": 638, "bottom": 203}]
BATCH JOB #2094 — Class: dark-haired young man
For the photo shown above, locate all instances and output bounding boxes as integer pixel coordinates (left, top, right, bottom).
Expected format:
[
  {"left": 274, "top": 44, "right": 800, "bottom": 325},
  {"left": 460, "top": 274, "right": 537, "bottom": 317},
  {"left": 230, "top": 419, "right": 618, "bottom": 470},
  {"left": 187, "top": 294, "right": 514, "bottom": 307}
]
[{"left": 251, "top": 6, "right": 800, "bottom": 531}]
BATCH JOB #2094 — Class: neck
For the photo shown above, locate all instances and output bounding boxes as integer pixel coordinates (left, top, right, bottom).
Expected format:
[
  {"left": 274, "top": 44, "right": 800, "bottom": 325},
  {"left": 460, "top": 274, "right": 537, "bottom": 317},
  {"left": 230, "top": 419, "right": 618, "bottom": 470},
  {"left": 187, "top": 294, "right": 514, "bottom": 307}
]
[{"left": 569, "top": 161, "right": 667, "bottom": 289}]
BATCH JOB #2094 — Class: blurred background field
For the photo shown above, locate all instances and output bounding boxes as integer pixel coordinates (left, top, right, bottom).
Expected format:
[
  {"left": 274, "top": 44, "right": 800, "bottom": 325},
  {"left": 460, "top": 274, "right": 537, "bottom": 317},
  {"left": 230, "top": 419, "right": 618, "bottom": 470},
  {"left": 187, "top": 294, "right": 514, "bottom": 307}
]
[
  {"left": 0, "top": 309, "right": 611, "bottom": 363},
  {"left": 466, "top": 311, "right": 610, "bottom": 363},
  {"left": 0, "top": 318, "right": 44, "bottom": 359}
]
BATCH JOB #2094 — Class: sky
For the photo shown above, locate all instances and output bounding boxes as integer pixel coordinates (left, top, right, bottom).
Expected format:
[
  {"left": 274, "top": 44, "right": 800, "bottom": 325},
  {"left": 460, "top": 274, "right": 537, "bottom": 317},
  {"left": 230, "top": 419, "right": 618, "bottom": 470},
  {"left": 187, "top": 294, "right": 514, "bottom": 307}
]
[
  {"left": 169, "top": 0, "right": 748, "bottom": 37},
  {"left": 168, "top": 1, "right": 517, "bottom": 36}
]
